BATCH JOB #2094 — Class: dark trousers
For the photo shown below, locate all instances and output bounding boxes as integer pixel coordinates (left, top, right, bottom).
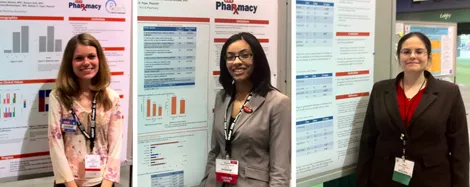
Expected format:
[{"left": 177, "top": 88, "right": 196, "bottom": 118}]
[{"left": 53, "top": 181, "right": 114, "bottom": 187}]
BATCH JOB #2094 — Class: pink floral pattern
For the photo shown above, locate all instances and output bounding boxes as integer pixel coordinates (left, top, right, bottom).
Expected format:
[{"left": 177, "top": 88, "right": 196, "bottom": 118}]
[
  {"left": 48, "top": 88, "right": 122, "bottom": 186},
  {"left": 50, "top": 127, "right": 62, "bottom": 141},
  {"left": 104, "top": 167, "right": 119, "bottom": 181}
]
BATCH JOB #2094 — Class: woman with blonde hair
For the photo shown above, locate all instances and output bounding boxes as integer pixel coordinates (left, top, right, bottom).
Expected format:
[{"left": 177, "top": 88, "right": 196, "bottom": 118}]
[{"left": 48, "top": 33, "right": 122, "bottom": 187}]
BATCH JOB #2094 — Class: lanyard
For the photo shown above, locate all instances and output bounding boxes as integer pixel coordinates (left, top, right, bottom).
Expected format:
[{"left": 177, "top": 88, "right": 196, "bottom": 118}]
[
  {"left": 402, "top": 78, "right": 426, "bottom": 127},
  {"left": 223, "top": 92, "right": 252, "bottom": 159},
  {"left": 70, "top": 95, "right": 97, "bottom": 154},
  {"left": 400, "top": 78, "right": 425, "bottom": 160}
]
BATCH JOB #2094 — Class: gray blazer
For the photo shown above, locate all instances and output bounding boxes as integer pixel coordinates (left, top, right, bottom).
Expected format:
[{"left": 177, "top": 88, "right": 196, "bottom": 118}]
[{"left": 200, "top": 89, "right": 291, "bottom": 187}]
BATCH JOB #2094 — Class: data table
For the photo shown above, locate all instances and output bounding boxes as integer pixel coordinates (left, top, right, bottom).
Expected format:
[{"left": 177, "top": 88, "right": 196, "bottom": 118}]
[
  {"left": 296, "top": 1, "right": 335, "bottom": 48},
  {"left": 142, "top": 26, "right": 197, "bottom": 88},
  {"left": 296, "top": 73, "right": 333, "bottom": 100},
  {"left": 151, "top": 171, "right": 184, "bottom": 187},
  {"left": 296, "top": 116, "right": 334, "bottom": 157}
]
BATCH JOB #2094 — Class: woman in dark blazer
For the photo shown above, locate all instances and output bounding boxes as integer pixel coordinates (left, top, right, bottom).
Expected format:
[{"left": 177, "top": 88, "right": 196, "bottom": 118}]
[
  {"left": 199, "top": 32, "right": 291, "bottom": 187},
  {"left": 356, "top": 32, "right": 469, "bottom": 187}
]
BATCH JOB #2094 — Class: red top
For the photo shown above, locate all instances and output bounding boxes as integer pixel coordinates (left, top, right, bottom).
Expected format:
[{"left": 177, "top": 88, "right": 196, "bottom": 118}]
[{"left": 396, "top": 83, "right": 425, "bottom": 128}]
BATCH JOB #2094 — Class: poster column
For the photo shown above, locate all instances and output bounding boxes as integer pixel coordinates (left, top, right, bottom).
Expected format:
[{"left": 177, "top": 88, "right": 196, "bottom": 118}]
[
  {"left": 137, "top": 1, "right": 212, "bottom": 186},
  {"left": 137, "top": 0, "right": 279, "bottom": 186},
  {"left": 295, "top": 0, "right": 376, "bottom": 182}
]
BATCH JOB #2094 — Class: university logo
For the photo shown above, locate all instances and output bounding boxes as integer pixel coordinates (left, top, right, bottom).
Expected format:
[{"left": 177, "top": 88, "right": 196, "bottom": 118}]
[
  {"left": 106, "top": 0, "right": 126, "bottom": 14},
  {"left": 216, "top": 0, "right": 258, "bottom": 14},
  {"left": 69, "top": 0, "right": 101, "bottom": 11}
]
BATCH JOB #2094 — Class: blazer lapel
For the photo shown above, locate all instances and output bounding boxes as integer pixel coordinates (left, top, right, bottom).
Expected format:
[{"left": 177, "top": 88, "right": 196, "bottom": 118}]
[
  {"left": 223, "top": 94, "right": 233, "bottom": 123},
  {"left": 232, "top": 94, "right": 266, "bottom": 134},
  {"left": 408, "top": 72, "right": 438, "bottom": 127},
  {"left": 383, "top": 83, "right": 407, "bottom": 133},
  {"left": 408, "top": 92, "right": 437, "bottom": 127}
]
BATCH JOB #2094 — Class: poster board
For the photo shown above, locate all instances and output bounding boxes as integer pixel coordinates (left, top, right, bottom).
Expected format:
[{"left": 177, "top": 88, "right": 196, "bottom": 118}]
[
  {"left": 394, "top": 21, "right": 457, "bottom": 78},
  {"left": 294, "top": 0, "right": 395, "bottom": 186},
  {"left": 135, "top": 0, "right": 283, "bottom": 186},
  {"left": 0, "top": 0, "right": 133, "bottom": 182}
]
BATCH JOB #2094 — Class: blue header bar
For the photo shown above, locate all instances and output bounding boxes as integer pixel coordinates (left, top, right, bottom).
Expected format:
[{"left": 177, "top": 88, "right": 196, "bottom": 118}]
[
  {"left": 297, "top": 1, "right": 334, "bottom": 6},
  {"left": 409, "top": 26, "right": 448, "bottom": 35},
  {"left": 144, "top": 26, "right": 197, "bottom": 32},
  {"left": 151, "top": 171, "right": 184, "bottom": 178},
  {"left": 296, "top": 73, "right": 333, "bottom": 79},
  {"left": 296, "top": 116, "right": 334, "bottom": 125}
]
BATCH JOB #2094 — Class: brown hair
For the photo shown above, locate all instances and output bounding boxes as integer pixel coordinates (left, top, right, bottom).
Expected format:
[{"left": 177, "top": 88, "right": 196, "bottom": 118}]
[
  {"left": 55, "top": 33, "right": 113, "bottom": 111},
  {"left": 396, "top": 32, "right": 432, "bottom": 61}
]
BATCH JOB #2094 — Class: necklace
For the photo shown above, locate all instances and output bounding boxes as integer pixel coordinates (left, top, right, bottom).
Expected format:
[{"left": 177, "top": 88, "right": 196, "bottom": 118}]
[
  {"left": 402, "top": 77, "right": 426, "bottom": 101},
  {"left": 235, "top": 92, "right": 249, "bottom": 101}
]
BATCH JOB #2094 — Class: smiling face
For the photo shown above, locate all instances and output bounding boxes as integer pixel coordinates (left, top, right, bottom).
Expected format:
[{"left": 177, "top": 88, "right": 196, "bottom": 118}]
[
  {"left": 225, "top": 39, "right": 254, "bottom": 83},
  {"left": 72, "top": 44, "right": 99, "bottom": 81},
  {"left": 399, "top": 36, "right": 430, "bottom": 73}
]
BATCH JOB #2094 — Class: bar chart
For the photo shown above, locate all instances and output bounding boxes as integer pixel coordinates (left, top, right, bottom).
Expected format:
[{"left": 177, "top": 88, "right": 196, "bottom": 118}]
[
  {"left": 2, "top": 107, "right": 16, "bottom": 118},
  {"left": 149, "top": 141, "right": 180, "bottom": 166},
  {"left": 145, "top": 96, "right": 186, "bottom": 118},
  {"left": 137, "top": 130, "right": 207, "bottom": 186},
  {"left": 139, "top": 85, "right": 207, "bottom": 133},
  {"left": 0, "top": 92, "right": 26, "bottom": 119},
  {"left": 146, "top": 99, "right": 163, "bottom": 117},
  {"left": 171, "top": 96, "right": 185, "bottom": 115},
  {"left": 38, "top": 89, "right": 51, "bottom": 112},
  {"left": 0, "top": 22, "right": 70, "bottom": 80},
  {"left": 4, "top": 26, "right": 29, "bottom": 54},
  {"left": 39, "top": 26, "right": 62, "bottom": 53},
  {"left": 2, "top": 93, "right": 17, "bottom": 104},
  {"left": 4, "top": 26, "right": 63, "bottom": 54},
  {"left": 139, "top": 137, "right": 186, "bottom": 173}
]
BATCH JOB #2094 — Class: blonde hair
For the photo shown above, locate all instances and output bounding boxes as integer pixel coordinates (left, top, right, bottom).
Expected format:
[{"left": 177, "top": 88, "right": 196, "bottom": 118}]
[{"left": 55, "top": 33, "right": 113, "bottom": 111}]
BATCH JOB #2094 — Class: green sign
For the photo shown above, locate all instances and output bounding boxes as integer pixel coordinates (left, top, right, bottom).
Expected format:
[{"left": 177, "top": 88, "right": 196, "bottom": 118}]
[{"left": 397, "top": 9, "right": 470, "bottom": 22}]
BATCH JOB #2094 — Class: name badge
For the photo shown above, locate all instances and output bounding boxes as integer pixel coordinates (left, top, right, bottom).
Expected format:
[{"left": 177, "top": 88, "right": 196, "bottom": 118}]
[
  {"left": 61, "top": 118, "right": 77, "bottom": 133},
  {"left": 85, "top": 155, "right": 101, "bottom": 178},
  {"left": 392, "top": 157, "right": 415, "bottom": 186},
  {"left": 215, "top": 159, "right": 239, "bottom": 184}
]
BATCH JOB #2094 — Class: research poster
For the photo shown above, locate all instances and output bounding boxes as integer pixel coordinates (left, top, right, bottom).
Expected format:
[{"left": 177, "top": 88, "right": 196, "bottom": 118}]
[
  {"left": 0, "top": 0, "right": 131, "bottom": 179},
  {"left": 295, "top": 0, "right": 376, "bottom": 181},
  {"left": 405, "top": 25, "right": 455, "bottom": 76},
  {"left": 136, "top": 0, "right": 278, "bottom": 186}
]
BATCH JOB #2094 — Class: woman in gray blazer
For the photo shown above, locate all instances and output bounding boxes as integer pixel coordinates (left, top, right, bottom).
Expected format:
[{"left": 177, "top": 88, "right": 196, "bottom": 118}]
[{"left": 200, "top": 32, "right": 291, "bottom": 187}]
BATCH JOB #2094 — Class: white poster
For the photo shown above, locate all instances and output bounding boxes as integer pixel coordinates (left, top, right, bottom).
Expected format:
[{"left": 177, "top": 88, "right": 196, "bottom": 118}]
[
  {"left": 295, "top": 0, "right": 376, "bottom": 180},
  {"left": 136, "top": 0, "right": 279, "bottom": 186}
]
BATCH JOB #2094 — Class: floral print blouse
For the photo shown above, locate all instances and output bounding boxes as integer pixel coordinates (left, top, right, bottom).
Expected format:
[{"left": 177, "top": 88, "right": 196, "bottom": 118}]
[{"left": 48, "top": 88, "right": 122, "bottom": 186}]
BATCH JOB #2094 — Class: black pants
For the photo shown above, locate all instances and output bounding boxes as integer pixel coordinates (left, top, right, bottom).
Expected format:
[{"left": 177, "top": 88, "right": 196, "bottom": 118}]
[{"left": 53, "top": 181, "right": 114, "bottom": 187}]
